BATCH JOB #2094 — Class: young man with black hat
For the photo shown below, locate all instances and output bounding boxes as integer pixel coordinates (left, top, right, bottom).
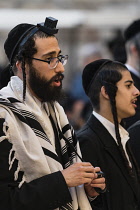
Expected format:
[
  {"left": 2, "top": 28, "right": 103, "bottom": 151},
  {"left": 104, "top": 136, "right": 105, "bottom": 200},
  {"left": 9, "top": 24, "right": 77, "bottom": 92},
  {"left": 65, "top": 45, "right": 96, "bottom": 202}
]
[
  {"left": 123, "top": 19, "right": 140, "bottom": 128},
  {"left": 0, "top": 17, "right": 105, "bottom": 210},
  {"left": 77, "top": 59, "right": 140, "bottom": 210}
]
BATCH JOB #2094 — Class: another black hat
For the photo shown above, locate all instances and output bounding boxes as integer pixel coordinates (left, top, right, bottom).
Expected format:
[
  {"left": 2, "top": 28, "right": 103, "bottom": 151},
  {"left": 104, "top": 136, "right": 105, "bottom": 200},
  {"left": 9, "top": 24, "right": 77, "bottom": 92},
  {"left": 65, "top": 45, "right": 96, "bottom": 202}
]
[
  {"left": 4, "top": 17, "right": 58, "bottom": 64},
  {"left": 82, "top": 59, "right": 111, "bottom": 95},
  {"left": 124, "top": 19, "right": 140, "bottom": 42}
]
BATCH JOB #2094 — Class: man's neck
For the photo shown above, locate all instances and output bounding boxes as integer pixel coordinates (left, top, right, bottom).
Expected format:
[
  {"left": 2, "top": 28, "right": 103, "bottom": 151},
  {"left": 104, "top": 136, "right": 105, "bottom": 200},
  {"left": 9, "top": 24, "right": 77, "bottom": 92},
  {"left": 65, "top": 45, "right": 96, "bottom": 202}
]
[
  {"left": 95, "top": 109, "right": 115, "bottom": 124},
  {"left": 95, "top": 104, "right": 123, "bottom": 124}
]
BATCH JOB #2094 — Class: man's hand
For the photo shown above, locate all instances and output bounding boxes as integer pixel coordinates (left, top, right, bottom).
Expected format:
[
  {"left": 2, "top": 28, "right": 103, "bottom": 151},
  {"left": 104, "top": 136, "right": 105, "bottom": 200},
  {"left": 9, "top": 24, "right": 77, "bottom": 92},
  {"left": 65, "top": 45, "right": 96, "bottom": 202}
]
[
  {"left": 61, "top": 162, "right": 97, "bottom": 187},
  {"left": 84, "top": 167, "right": 106, "bottom": 198}
]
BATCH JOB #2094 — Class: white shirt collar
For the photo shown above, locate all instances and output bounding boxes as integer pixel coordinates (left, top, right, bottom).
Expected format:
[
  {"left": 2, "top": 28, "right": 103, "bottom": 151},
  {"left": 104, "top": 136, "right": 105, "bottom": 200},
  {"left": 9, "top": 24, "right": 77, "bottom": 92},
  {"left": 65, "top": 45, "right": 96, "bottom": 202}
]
[{"left": 92, "top": 111, "right": 129, "bottom": 145}]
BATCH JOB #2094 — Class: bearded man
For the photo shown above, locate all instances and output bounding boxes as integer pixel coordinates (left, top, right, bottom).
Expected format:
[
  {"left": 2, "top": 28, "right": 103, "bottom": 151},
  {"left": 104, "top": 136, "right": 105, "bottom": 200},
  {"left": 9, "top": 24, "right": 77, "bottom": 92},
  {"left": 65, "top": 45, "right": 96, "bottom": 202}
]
[{"left": 0, "top": 17, "right": 105, "bottom": 210}]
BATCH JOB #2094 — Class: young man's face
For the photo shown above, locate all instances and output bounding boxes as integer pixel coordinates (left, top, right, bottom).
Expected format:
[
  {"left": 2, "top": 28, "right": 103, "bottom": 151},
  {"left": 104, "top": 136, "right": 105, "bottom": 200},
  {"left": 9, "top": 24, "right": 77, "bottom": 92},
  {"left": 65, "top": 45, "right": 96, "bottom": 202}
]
[
  {"left": 26, "top": 36, "right": 65, "bottom": 102},
  {"left": 115, "top": 70, "right": 139, "bottom": 122}
]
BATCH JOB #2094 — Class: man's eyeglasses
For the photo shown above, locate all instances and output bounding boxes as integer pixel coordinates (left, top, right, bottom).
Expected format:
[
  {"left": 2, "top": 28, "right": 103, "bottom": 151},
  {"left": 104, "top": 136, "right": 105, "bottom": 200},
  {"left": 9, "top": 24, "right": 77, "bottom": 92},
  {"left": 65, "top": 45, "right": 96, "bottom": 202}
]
[{"left": 28, "top": 55, "right": 68, "bottom": 69}]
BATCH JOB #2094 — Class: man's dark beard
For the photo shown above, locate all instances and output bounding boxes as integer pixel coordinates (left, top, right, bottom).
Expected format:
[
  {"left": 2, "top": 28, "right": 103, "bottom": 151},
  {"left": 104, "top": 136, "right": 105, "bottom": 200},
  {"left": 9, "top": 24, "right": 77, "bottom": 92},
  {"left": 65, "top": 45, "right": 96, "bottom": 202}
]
[{"left": 28, "top": 66, "right": 65, "bottom": 102}]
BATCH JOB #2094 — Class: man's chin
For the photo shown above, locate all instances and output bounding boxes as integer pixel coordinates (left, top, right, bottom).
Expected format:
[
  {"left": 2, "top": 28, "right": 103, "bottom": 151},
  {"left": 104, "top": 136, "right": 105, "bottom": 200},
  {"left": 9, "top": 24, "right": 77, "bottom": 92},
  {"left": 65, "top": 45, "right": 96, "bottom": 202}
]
[{"left": 41, "top": 89, "right": 65, "bottom": 103}]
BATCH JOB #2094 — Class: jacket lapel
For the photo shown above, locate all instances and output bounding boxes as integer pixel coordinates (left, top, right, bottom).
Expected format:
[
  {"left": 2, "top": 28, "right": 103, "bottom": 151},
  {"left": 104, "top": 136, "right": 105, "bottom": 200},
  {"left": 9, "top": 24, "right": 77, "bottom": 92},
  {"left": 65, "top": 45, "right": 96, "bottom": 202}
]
[{"left": 87, "top": 114, "right": 138, "bottom": 199}]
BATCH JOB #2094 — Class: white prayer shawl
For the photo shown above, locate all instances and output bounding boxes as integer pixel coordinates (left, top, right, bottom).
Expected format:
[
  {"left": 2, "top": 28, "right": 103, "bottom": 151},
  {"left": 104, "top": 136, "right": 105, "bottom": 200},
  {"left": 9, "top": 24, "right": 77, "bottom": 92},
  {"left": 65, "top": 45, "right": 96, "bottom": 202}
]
[{"left": 0, "top": 76, "right": 92, "bottom": 210}]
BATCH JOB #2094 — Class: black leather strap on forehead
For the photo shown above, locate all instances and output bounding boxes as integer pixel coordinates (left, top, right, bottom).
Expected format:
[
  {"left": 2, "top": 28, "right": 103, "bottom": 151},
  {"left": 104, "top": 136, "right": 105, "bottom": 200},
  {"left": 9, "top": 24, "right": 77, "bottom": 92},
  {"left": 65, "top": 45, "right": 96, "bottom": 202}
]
[{"left": 18, "top": 27, "right": 39, "bottom": 50}]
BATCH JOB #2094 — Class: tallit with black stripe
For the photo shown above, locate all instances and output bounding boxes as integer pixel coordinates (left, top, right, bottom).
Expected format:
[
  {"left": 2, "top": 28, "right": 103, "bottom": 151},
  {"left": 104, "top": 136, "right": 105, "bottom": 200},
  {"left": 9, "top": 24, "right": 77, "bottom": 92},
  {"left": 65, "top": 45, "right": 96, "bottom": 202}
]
[{"left": 0, "top": 76, "right": 92, "bottom": 210}]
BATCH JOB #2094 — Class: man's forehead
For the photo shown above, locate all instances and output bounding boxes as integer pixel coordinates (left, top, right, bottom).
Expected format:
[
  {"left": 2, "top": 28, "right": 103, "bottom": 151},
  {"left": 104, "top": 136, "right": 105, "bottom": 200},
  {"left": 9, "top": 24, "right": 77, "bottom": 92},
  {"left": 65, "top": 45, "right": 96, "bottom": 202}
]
[
  {"left": 34, "top": 36, "right": 60, "bottom": 54},
  {"left": 118, "top": 71, "right": 133, "bottom": 84},
  {"left": 34, "top": 36, "right": 57, "bottom": 44}
]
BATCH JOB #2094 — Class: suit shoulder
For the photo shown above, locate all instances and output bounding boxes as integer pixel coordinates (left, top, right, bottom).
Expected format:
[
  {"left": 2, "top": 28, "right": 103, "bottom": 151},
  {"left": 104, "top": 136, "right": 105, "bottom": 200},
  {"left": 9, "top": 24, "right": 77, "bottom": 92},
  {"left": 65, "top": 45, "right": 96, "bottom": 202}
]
[
  {"left": 128, "top": 120, "right": 140, "bottom": 133},
  {"left": 76, "top": 124, "right": 100, "bottom": 145},
  {"left": 128, "top": 120, "right": 140, "bottom": 144}
]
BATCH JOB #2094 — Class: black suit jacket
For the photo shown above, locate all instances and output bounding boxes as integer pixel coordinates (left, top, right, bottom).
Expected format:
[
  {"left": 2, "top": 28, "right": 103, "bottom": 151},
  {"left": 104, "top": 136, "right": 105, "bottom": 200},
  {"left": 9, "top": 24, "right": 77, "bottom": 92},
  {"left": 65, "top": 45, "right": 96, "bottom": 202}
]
[
  {"left": 77, "top": 115, "right": 140, "bottom": 210},
  {"left": 128, "top": 120, "right": 140, "bottom": 168}
]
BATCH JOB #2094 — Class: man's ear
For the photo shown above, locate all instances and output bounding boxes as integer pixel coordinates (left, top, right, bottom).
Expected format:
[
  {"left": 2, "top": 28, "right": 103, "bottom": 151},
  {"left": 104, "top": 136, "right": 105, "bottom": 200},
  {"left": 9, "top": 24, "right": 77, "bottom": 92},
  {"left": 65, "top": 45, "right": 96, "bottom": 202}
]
[
  {"left": 101, "top": 86, "right": 110, "bottom": 99},
  {"left": 16, "top": 61, "right": 29, "bottom": 79},
  {"left": 16, "top": 61, "right": 22, "bottom": 73},
  {"left": 16, "top": 61, "right": 29, "bottom": 76}
]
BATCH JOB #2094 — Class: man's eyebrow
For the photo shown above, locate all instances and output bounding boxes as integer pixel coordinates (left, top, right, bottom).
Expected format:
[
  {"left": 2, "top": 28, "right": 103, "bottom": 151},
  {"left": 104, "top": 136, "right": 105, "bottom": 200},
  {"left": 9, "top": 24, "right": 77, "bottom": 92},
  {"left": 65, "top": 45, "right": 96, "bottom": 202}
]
[
  {"left": 124, "top": 80, "right": 134, "bottom": 84},
  {"left": 42, "top": 50, "right": 62, "bottom": 57}
]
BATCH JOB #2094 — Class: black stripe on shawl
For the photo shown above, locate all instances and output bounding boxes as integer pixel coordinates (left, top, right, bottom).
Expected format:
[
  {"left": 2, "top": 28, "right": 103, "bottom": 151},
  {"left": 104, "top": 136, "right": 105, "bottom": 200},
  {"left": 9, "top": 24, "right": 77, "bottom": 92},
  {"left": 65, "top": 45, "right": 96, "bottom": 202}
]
[
  {"left": 57, "top": 125, "right": 77, "bottom": 168},
  {"left": 60, "top": 202, "right": 73, "bottom": 210},
  {"left": 42, "top": 147, "right": 60, "bottom": 162},
  {"left": 61, "top": 124, "right": 77, "bottom": 150},
  {"left": 7, "top": 98, "right": 53, "bottom": 143},
  {"left": 0, "top": 98, "right": 61, "bottom": 164},
  {"left": 20, "top": 110, "right": 51, "bottom": 143},
  {"left": 0, "top": 99, "right": 28, "bottom": 124},
  {"left": 62, "top": 124, "right": 71, "bottom": 134},
  {"left": 8, "top": 97, "right": 21, "bottom": 103},
  {"left": 0, "top": 98, "right": 51, "bottom": 143}
]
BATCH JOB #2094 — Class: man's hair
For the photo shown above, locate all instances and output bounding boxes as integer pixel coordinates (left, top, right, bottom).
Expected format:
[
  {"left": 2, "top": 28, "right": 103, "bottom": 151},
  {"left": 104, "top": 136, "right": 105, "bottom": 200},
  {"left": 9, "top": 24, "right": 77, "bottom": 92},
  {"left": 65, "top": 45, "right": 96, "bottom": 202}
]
[{"left": 88, "top": 61, "right": 126, "bottom": 110}]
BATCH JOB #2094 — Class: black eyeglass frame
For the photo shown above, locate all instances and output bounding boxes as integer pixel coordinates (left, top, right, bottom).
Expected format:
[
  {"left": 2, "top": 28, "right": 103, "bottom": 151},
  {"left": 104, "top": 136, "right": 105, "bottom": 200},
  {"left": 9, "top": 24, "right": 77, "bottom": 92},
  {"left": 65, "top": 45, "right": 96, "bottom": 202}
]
[{"left": 28, "top": 54, "right": 68, "bottom": 69}]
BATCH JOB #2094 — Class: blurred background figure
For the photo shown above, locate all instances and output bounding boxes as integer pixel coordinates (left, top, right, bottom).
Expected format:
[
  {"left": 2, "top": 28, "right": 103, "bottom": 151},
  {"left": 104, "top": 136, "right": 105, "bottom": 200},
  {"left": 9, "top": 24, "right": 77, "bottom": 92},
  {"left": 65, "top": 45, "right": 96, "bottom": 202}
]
[
  {"left": 123, "top": 19, "right": 140, "bottom": 129},
  {"left": 124, "top": 19, "right": 140, "bottom": 174},
  {"left": 69, "top": 43, "right": 103, "bottom": 101},
  {"left": 107, "top": 28, "right": 127, "bottom": 64},
  {"left": 63, "top": 42, "right": 105, "bottom": 130}
]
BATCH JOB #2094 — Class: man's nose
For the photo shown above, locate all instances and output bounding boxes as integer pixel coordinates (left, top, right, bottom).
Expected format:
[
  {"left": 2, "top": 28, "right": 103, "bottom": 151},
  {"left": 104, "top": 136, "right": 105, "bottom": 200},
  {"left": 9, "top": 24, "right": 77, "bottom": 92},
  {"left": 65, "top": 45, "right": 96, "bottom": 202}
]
[
  {"left": 55, "top": 61, "right": 65, "bottom": 73},
  {"left": 134, "top": 86, "right": 140, "bottom": 96}
]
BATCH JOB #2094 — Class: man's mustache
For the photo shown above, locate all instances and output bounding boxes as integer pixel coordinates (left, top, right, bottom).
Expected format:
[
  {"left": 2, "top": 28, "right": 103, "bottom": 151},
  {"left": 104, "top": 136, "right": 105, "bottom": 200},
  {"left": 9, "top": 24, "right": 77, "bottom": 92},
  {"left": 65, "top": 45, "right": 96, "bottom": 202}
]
[{"left": 36, "top": 73, "right": 64, "bottom": 91}]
